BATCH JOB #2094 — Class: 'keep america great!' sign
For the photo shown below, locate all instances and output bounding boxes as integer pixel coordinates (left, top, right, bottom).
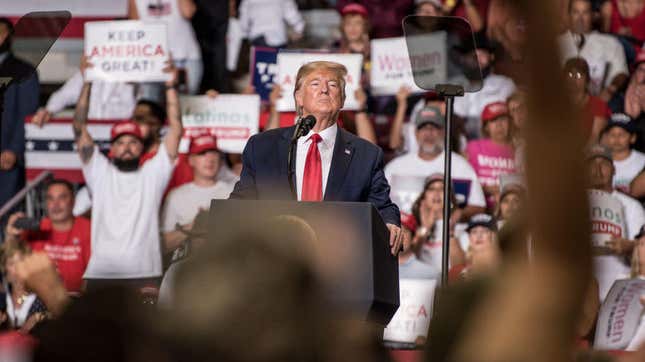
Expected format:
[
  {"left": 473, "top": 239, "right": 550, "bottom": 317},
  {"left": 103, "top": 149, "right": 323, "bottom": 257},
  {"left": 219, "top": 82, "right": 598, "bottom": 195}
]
[{"left": 84, "top": 20, "right": 171, "bottom": 83}]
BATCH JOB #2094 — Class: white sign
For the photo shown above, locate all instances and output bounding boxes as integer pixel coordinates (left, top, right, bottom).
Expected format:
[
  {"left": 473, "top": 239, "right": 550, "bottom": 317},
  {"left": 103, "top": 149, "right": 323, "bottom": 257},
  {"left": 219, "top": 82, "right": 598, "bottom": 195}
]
[
  {"left": 275, "top": 52, "right": 363, "bottom": 112},
  {"left": 389, "top": 174, "right": 426, "bottom": 214},
  {"left": 181, "top": 95, "right": 260, "bottom": 154},
  {"left": 371, "top": 37, "right": 429, "bottom": 95},
  {"left": 383, "top": 279, "right": 437, "bottom": 344},
  {"left": 594, "top": 279, "right": 645, "bottom": 350},
  {"left": 84, "top": 20, "right": 171, "bottom": 83},
  {"left": 589, "top": 190, "right": 627, "bottom": 249}
]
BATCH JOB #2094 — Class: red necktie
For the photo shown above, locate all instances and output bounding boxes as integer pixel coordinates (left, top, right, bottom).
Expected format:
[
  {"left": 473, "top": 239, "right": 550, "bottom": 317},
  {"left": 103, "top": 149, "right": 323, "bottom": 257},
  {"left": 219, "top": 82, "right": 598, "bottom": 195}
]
[{"left": 302, "top": 133, "right": 323, "bottom": 201}]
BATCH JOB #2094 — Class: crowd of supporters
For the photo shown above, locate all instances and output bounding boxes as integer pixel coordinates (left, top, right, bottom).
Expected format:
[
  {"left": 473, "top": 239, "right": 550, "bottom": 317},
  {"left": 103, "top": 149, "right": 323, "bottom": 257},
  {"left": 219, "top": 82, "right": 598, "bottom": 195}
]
[{"left": 1, "top": 0, "right": 645, "bottom": 358}]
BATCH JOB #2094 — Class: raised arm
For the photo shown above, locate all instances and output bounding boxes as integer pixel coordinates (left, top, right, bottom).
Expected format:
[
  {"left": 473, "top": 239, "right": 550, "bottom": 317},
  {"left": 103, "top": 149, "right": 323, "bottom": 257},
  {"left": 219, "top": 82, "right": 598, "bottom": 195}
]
[
  {"left": 73, "top": 78, "right": 95, "bottom": 164},
  {"left": 163, "top": 63, "right": 183, "bottom": 160},
  {"left": 389, "top": 86, "right": 411, "bottom": 151}
]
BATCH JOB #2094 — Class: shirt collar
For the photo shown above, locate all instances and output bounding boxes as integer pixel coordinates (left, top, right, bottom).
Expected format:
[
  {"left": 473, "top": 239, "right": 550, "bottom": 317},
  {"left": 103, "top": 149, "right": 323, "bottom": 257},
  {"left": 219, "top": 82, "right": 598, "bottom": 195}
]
[
  {"left": 303, "top": 123, "right": 337, "bottom": 149},
  {"left": 0, "top": 52, "right": 9, "bottom": 65}
]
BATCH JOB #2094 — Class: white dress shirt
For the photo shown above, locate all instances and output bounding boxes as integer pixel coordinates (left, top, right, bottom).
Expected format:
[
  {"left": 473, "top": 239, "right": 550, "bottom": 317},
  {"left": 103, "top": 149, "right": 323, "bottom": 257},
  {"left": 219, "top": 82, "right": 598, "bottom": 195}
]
[{"left": 296, "top": 123, "right": 337, "bottom": 201}]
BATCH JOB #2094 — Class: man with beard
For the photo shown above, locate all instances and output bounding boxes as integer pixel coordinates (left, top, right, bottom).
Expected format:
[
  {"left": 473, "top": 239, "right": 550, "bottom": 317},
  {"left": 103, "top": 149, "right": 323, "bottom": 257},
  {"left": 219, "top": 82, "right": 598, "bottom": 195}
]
[
  {"left": 559, "top": 0, "right": 628, "bottom": 101},
  {"left": 72, "top": 61, "right": 183, "bottom": 290},
  {"left": 384, "top": 105, "right": 486, "bottom": 220},
  {"left": 0, "top": 18, "right": 39, "bottom": 212},
  {"left": 453, "top": 32, "right": 516, "bottom": 139}
]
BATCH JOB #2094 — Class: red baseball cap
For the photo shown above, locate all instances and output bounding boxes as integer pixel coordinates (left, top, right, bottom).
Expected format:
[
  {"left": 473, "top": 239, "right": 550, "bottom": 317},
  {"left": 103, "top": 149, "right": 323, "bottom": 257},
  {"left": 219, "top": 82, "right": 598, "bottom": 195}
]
[
  {"left": 110, "top": 121, "right": 143, "bottom": 142},
  {"left": 481, "top": 101, "right": 509, "bottom": 123},
  {"left": 400, "top": 212, "right": 418, "bottom": 232},
  {"left": 189, "top": 135, "right": 219, "bottom": 155},
  {"left": 340, "top": 3, "right": 368, "bottom": 18}
]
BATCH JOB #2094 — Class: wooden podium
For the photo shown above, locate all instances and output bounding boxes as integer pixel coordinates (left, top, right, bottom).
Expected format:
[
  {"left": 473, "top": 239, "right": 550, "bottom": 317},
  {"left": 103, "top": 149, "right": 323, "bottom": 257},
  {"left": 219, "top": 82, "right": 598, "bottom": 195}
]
[{"left": 209, "top": 199, "right": 400, "bottom": 325}]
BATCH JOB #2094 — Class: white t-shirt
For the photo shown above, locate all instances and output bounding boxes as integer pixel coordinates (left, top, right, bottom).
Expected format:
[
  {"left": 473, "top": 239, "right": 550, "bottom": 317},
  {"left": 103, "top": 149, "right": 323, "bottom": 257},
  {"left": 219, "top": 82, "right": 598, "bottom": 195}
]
[
  {"left": 46, "top": 71, "right": 137, "bottom": 119},
  {"left": 161, "top": 180, "right": 235, "bottom": 232},
  {"left": 613, "top": 150, "right": 645, "bottom": 194},
  {"left": 384, "top": 151, "right": 486, "bottom": 214},
  {"left": 594, "top": 190, "right": 645, "bottom": 300},
  {"left": 453, "top": 74, "right": 516, "bottom": 138},
  {"left": 134, "top": 0, "right": 201, "bottom": 60},
  {"left": 239, "top": 0, "right": 305, "bottom": 47},
  {"left": 559, "top": 31, "right": 628, "bottom": 95},
  {"left": 82, "top": 143, "right": 174, "bottom": 279}
]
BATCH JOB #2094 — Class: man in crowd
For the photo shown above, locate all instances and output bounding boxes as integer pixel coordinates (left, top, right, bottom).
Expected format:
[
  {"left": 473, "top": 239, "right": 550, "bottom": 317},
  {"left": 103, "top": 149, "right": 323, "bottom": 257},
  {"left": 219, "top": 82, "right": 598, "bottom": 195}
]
[
  {"left": 559, "top": 0, "right": 628, "bottom": 100},
  {"left": 0, "top": 17, "right": 39, "bottom": 211},
  {"left": 453, "top": 32, "right": 516, "bottom": 138},
  {"left": 230, "top": 61, "right": 404, "bottom": 255},
  {"left": 162, "top": 135, "right": 234, "bottom": 257},
  {"left": 385, "top": 105, "right": 486, "bottom": 220},
  {"left": 600, "top": 113, "right": 645, "bottom": 193},
  {"left": 588, "top": 143, "right": 645, "bottom": 299},
  {"left": 72, "top": 61, "right": 182, "bottom": 290},
  {"left": 4, "top": 180, "right": 91, "bottom": 294}
]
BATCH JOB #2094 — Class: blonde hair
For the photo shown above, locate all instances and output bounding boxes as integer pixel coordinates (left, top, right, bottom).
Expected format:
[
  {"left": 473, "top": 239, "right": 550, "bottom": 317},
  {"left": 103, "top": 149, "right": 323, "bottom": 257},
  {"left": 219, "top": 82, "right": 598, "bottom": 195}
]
[
  {"left": 0, "top": 241, "right": 31, "bottom": 273},
  {"left": 293, "top": 61, "right": 347, "bottom": 117}
]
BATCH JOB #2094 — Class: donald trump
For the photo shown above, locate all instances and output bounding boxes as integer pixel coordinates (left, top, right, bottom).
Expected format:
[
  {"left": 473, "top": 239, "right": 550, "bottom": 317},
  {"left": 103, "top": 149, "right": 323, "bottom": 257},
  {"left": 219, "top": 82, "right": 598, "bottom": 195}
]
[{"left": 230, "top": 61, "right": 404, "bottom": 255}]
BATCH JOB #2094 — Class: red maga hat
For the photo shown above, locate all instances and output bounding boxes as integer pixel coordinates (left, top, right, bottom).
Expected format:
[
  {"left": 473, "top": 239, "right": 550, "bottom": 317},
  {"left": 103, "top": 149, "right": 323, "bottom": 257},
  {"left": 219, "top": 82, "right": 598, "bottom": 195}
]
[
  {"left": 189, "top": 135, "right": 219, "bottom": 155},
  {"left": 110, "top": 121, "right": 143, "bottom": 142},
  {"left": 481, "top": 101, "right": 509, "bottom": 123},
  {"left": 340, "top": 3, "right": 368, "bottom": 18}
]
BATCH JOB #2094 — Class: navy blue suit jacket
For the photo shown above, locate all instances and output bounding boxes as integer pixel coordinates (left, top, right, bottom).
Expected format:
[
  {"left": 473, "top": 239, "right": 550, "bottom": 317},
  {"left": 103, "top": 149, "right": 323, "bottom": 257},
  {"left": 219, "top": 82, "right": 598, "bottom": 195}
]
[{"left": 230, "top": 125, "right": 400, "bottom": 226}]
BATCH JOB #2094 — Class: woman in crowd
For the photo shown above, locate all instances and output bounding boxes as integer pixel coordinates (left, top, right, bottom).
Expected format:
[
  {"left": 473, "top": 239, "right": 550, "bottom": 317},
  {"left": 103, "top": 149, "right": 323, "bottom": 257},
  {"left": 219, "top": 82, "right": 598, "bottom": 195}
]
[
  {"left": 410, "top": 174, "right": 466, "bottom": 272},
  {"left": 494, "top": 183, "right": 525, "bottom": 229},
  {"left": 449, "top": 213, "right": 500, "bottom": 281},
  {"left": 0, "top": 242, "right": 47, "bottom": 332},
  {"left": 564, "top": 57, "right": 610, "bottom": 144},
  {"left": 601, "top": 0, "right": 645, "bottom": 44},
  {"left": 465, "top": 101, "right": 516, "bottom": 210},
  {"left": 507, "top": 91, "right": 528, "bottom": 172}
]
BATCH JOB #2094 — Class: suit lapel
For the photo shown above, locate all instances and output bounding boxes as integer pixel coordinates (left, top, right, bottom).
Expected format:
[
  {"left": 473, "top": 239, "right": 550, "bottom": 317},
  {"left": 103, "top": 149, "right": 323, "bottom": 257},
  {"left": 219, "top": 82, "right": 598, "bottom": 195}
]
[
  {"left": 324, "top": 129, "right": 354, "bottom": 201},
  {"left": 278, "top": 126, "right": 296, "bottom": 200}
]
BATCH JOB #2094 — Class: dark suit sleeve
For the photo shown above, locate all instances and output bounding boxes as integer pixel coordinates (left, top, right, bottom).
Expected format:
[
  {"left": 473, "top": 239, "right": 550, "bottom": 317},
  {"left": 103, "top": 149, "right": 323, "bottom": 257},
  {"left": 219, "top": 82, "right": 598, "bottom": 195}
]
[
  {"left": 2, "top": 73, "right": 39, "bottom": 157},
  {"left": 229, "top": 134, "right": 258, "bottom": 199},
  {"left": 368, "top": 147, "right": 400, "bottom": 226}
]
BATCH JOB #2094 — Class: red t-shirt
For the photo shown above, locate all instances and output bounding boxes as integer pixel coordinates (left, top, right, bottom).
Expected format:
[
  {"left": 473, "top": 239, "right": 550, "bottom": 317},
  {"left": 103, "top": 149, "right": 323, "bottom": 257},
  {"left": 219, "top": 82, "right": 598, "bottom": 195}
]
[
  {"left": 581, "top": 95, "right": 610, "bottom": 139},
  {"left": 610, "top": 0, "right": 645, "bottom": 42},
  {"left": 24, "top": 217, "right": 91, "bottom": 293}
]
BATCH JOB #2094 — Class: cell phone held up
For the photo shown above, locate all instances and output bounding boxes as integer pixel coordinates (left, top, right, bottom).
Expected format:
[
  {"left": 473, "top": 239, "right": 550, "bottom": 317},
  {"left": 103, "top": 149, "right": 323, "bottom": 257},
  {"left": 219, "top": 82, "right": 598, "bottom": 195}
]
[{"left": 13, "top": 217, "right": 41, "bottom": 231}]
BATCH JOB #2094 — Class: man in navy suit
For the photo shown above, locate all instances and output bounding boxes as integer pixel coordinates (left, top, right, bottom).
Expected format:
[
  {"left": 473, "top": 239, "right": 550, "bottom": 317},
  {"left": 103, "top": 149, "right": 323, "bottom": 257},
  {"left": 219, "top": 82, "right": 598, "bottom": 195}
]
[{"left": 230, "top": 61, "right": 404, "bottom": 255}]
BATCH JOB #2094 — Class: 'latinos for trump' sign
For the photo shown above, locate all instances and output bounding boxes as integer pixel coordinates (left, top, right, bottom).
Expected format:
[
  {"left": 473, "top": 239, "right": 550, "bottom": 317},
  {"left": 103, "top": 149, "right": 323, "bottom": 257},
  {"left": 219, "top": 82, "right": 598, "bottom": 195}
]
[
  {"left": 181, "top": 95, "right": 260, "bottom": 154},
  {"left": 589, "top": 190, "right": 627, "bottom": 249},
  {"left": 84, "top": 20, "right": 171, "bottom": 82},
  {"left": 383, "top": 279, "right": 437, "bottom": 345},
  {"left": 371, "top": 37, "right": 429, "bottom": 96},
  {"left": 594, "top": 278, "right": 645, "bottom": 350},
  {"left": 275, "top": 52, "right": 363, "bottom": 112}
]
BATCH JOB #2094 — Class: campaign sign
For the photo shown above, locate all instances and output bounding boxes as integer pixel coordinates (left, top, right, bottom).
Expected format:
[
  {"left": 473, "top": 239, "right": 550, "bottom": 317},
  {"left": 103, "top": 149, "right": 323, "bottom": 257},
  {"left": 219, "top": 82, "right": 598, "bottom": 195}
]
[
  {"left": 589, "top": 190, "right": 627, "bottom": 249},
  {"left": 84, "top": 20, "right": 170, "bottom": 82},
  {"left": 383, "top": 279, "right": 437, "bottom": 344},
  {"left": 389, "top": 174, "right": 427, "bottom": 214},
  {"left": 371, "top": 36, "right": 431, "bottom": 95},
  {"left": 594, "top": 279, "right": 645, "bottom": 350},
  {"left": 275, "top": 52, "right": 363, "bottom": 111},
  {"left": 181, "top": 95, "right": 260, "bottom": 154},
  {"left": 250, "top": 47, "right": 279, "bottom": 103}
]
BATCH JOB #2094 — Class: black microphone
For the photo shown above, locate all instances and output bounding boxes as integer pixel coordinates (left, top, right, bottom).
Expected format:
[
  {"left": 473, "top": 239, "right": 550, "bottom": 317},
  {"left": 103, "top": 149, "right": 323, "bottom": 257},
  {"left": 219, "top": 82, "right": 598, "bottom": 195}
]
[{"left": 291, "top": 115, "right": 317, "bottom": 142}]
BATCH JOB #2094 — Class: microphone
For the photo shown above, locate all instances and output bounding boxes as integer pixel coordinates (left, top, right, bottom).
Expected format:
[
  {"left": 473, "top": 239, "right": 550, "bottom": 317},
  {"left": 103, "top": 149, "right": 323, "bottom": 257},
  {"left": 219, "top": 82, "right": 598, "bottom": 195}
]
[
  {"left": 288, "top": 115, "right": 317, "bottom": 198},
  {"left": 291, "top": 115, "right": 317, "bottom": 142}
]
